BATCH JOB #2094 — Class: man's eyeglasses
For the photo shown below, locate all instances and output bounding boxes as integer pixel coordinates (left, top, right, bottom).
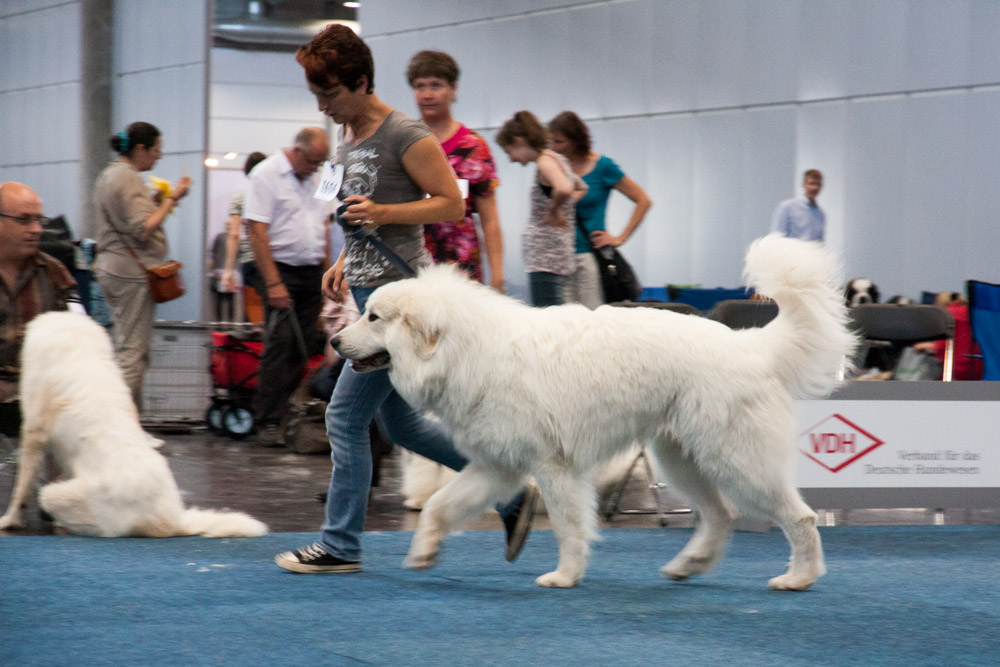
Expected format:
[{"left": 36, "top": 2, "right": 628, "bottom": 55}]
[{"left": 0, "top": 213, "right": 50, "bottom": 227}]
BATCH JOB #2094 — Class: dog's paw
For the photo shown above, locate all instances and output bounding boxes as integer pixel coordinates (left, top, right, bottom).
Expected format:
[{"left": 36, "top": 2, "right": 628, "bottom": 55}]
[
  {"left": 767, "top": 573, "right": 816, "bottom": 591},
  {"left": 402, "top": 551, "right": 438, "bottom": 571},
  {"left": 0, "top": 512, "right": 24, "bottom": 531},
  {"left": 535, "top": 571, "right": 580, "bottom": 588},
  {"left": 661, "top": 553, "right": 713, "bottom": 581}
]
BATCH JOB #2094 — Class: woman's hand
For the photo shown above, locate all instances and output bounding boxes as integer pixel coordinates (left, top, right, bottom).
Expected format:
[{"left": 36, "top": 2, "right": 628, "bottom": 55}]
[
  {"left": 341, "top": 194, "right": 384, "bottom": 226},
  {"left": 589, "top": 230, "right": 623, "bottom": 248},
  {"left": 172, "top": 176, "right": 192, "bottom": 201},
  {"left": 321, "top": 260, "right": 348, "bottom": 302},
  {"left": 220, "top": 269, "right": 236, "bottom": 292}
]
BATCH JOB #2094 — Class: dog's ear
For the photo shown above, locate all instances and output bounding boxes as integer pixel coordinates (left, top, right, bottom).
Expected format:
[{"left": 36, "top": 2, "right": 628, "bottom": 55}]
[{"left": 403, "top": 312, "right": 442, "bottom": 361}]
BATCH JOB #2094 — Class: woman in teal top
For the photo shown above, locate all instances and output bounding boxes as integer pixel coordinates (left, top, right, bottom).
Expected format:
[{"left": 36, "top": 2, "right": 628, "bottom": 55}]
[{"left": 548, "top": 111, "right": 652, "bottom": 308}]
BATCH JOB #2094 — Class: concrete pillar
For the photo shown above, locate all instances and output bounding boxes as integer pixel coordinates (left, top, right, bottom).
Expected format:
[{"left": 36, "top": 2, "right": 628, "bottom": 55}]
[{"left": 79, "top": 0, "right": 113, "bottom": 238}]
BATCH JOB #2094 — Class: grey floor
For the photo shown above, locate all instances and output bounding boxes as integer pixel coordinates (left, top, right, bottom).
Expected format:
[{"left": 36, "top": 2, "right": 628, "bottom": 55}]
[{"left": 1, "top": 425, "right": 998, "bottom": 537}]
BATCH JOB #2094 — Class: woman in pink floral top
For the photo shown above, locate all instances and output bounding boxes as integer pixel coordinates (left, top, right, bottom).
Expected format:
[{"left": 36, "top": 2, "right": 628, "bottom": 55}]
[{"left": 407, "top": 51, "right": 505, "bottom": 291}]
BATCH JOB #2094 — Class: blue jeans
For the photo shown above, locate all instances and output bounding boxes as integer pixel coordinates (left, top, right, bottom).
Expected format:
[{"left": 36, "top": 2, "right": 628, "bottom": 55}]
[
  {"left": 529, "top": 271, "right": 565, "bottom": 307},
  {"left": 320, "top": 287, "right": 470, "bottom": 561}
]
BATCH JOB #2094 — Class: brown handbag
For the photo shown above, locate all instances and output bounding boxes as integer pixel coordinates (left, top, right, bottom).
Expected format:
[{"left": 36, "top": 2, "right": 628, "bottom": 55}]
[
  {"left": 144, "top": 260, "right": 186, "bottom": 303},
  {"left": 120, "top": 240, "right": 186, "bottom": 304}
]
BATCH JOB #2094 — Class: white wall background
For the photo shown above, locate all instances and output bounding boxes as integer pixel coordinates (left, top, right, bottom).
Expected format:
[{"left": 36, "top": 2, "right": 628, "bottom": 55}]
[
  {"left": 363, "top": 0, "right": 1000, "bottom": 301},
  {"left": 3, "top": 0, "right": 1000, "bottom": 316},
  {"left": 0, "top": 0, "right": 211, "bottom": 321},
  {"left": 205, "top": 47, "right": 331, "bottom": 257},
  {"left": 0, "top": 1, "right": 84, "bottom": 227},
  {"left": 111, "top": 0, "right": 211, "bottom": 321}
]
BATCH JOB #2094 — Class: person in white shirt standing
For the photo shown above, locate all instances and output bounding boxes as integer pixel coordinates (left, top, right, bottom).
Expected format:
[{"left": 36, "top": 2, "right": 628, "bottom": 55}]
[
  {"left": 244, "top": 127, "right": 331, "bottom": 445},
  {"left": 771, "top": 169, "right": 825, "bottom": 242}
]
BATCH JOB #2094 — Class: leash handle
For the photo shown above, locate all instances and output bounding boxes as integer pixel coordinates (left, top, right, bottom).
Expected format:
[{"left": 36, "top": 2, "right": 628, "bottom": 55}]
[{"left": 334, "top": 202, "right": 417, "bottom": 279}]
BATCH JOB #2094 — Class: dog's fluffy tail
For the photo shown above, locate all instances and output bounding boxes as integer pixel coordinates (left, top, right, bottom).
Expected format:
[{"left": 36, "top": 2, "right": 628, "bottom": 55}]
[
  {"left": 744, "top": 234, "right": 858, "bottom": 399},
  {"left": 179, "top": 508, "right": 268, "bottom": 538}
]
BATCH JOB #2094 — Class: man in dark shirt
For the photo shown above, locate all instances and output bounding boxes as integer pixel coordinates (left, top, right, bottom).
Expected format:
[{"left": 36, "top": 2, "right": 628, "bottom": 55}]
[{"left": 0, "top": 182, "right": 78, "bottom": 434}]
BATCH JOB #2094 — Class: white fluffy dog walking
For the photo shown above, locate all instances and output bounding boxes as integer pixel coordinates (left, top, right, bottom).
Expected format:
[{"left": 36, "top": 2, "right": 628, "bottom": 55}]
[
  {"left": 0, "top": 312, "right": 267, "bottom": 538},
  {"left": 333, "top": 235, "right": 856, "bottom": 590}
]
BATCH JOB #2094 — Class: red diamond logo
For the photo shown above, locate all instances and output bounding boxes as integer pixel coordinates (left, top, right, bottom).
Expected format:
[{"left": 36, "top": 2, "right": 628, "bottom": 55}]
[{"left": 800, "top": 413, "right": 885, "bottom": 473}]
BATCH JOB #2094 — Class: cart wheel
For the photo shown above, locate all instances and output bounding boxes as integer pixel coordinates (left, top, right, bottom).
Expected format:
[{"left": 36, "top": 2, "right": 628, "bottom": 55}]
[
  {"left": 205, "top": 402, "right": 226, "bottom": 434},
  {"left": 222, "top": 406, "right": 255, "bottom": 439}
]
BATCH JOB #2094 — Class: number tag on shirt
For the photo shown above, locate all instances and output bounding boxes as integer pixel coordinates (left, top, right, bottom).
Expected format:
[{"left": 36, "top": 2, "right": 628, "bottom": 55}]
[{"left": 315, "top": 162, "right": 344, "bottom": 201}]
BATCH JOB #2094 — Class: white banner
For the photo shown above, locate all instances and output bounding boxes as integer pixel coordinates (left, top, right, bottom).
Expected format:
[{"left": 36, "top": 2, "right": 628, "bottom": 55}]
[{"left": 795, "top": 401, "right": 1000, "bottom": 488}]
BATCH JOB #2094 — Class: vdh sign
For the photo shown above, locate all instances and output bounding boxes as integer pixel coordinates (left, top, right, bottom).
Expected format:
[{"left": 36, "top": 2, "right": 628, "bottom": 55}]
[{"left": 800, "top": 413, "right": 885, "bottom": 473}]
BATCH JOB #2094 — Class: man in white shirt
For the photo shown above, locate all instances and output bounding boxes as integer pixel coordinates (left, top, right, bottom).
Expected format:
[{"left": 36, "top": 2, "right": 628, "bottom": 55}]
[
  {"left": 771, "top": 169, "right": 825, "bottom": 242},
  {"left": 244, "top": 127, "right": 331, "bottom": 444}
]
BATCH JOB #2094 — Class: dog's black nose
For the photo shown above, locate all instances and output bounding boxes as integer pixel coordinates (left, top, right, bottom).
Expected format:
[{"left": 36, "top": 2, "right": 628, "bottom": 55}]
[{"left": 329, "top": 334, "right": 342, "bottom": 353}]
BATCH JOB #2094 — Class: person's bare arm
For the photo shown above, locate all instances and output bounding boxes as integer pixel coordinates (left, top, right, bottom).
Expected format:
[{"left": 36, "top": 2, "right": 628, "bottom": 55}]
[
  {"left": 137, "top": 176, "right": 191, "bottom": 242},
  {"left": 473, "top": 192, "right": 505, "bottom": 291},
  {"left": 590, "top": 176, "right": 652, "bottom": 249},
  {"left": 339, "top": 137, "right": 463, "bottom": 226},
  {"left": 247, "top": 220, "right": 289, "bottom": 309},
  {"left": 221, "top": 213, "right": 241, "bottom": 291}
]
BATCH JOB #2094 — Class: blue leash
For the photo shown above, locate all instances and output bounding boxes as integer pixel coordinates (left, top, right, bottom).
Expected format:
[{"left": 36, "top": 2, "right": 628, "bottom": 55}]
[{"left": 334, "top": 202, "right": 417, "bottom": 279}]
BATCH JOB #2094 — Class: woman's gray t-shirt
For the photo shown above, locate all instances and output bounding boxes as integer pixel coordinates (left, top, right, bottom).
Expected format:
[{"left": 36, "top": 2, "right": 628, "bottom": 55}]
[{"left": 338, "top": 110, "right": 433, "bottom": 288}]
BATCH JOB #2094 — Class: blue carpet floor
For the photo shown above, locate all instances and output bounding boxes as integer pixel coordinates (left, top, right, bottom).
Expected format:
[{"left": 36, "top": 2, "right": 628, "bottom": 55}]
[{"left": 1, "top": 526, "right": 998, "bottom": 666}]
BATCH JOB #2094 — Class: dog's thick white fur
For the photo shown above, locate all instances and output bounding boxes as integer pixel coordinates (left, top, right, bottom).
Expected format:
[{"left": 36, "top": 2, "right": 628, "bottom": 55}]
[
  {"left": 401, "top": 447, "right": 641, "bottom": 511},
  {"left": 0, "top": 312, "right": 267, "bottom": 538},
  {"left": 333, "top": 235, "right": 856, "bottom": 589}
]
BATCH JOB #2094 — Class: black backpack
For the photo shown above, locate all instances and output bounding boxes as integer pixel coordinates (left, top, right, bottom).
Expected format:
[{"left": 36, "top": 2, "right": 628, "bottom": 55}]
[{"left": 40, "top": 215, "right": 76, "bottom": 270}]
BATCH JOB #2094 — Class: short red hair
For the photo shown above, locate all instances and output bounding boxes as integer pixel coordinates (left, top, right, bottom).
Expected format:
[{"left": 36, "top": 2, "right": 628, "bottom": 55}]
[{"left": 296, "top": 24, "right": 374, "bottom": 94}]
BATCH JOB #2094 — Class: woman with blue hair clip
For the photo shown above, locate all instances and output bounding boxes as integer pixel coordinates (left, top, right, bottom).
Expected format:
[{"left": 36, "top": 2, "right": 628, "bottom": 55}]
[{"left": 93, "top": 121, "right": 191, "bottom": 408}]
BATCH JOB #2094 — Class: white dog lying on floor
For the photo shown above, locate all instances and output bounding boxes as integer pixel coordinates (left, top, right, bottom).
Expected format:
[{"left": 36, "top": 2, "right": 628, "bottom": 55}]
[
  {"left": 0, "top": 312, "right": 267, "bottom": 538},
  {"left": 333, "top": 235, "right": 855, "bottom": 590}
]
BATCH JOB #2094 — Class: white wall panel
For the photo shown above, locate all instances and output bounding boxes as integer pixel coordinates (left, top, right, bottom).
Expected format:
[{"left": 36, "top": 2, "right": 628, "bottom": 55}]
[
  {"left": 901, "top": 92, "right": 969, "bottom": 294},
  {"left": 647, "top": 0, "right": 699, "bottom": 114},
  {"left": 344, "top": 0, "right": 1000, "bottom": 303},
  {"left": 797, "top": 0, "right": 850, "bottom": 101},
  {"left": 561, "top": 4, "right": 610, "bottom": 120},
  {"left": 441, "top": 23, "right": 494, "bottom": 130},
  {"left": 1, "top": 90, "right": 30, "bottom": 164},
  {"left": 0, "top": 0, "right": 68, "bottom": 18},
  {"left": 691, "top": 111, "right": 747, "bottom": 288},
  {"left": 744, "top": 0, "right": 801, "bottom": 106},
  {"left": 742, "top": 107, "right": 797, "bottom": 242},
  {"left": 211, "top": 48, "right": 306, "bottom": 85},
  {"left": 211, "top": 83, "right": 319, "bottom": 122},
  {"left": 602, "top": 0, "right": 652, "bottom": 118},
  {"left": 115, "top": 65, "right": 206, "bottom": 154},
  {"left": 209, "top": 119, "right": 317, "bottom": 157},
  {"left": 962, "top": 89, "right": 1000, "bottom": 284},
  {"left": 113, "top": 1, "right": 209, "bottom": 320},
  {"left": 362, "top": 0, "right": 582, "bottom": 37},
  {"left": 693, "top": 0, "right": 747, "bottom": 110},
  {"left": 26, "top": 162, "right": 81, "bottom": 232},
  {"left": 969, "top": 3, "right": 1000, "bottom": 84},
  {"left": 485, "top": 17, "right": 542, "bottom": 128},
  {"left": 644, "top": 113, "right": 696, "bottom": 285},
  {"left": 115, "top": 0, "right": 207, "bottom": 73},
  {"left": 906, "top": 1, "right": 971, "bottom": 92},
  {"left": 846, "top": 0, "right": 907, "bottom": 97},
  {"left": 38, "top": 83, "right": 83, "bottom": 165},
  {"left": 796, "top": 101, "right": 848, "bottom": 253},
  {"left": 843, "top": 96, "right": 908, "bottom": 297},
  {"left": 366, "top": 30, "right": 427, "bottom": 116},
  {"left": 0, "top": 3, "right": 79, "bottom": 90},
  {"left": 588, "top": 117, "right": 647, "bottom": 233}
]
